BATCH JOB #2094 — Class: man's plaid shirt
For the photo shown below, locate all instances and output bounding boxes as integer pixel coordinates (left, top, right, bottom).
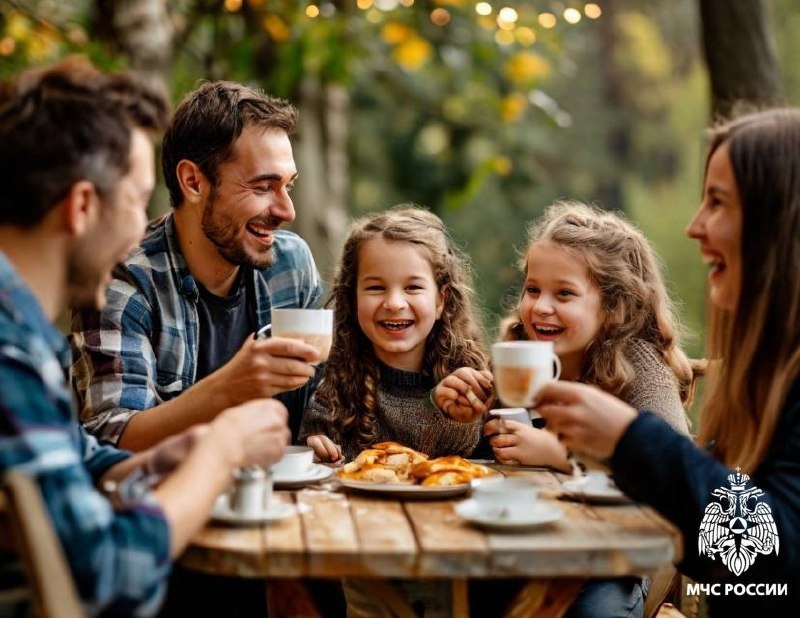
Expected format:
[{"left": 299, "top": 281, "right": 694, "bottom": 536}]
[
  {"left": 0, "top": 251, "right": 170, "bottom": 616},
  {"left": 71, "top": 213, "right": 323, "bottom": 445}
]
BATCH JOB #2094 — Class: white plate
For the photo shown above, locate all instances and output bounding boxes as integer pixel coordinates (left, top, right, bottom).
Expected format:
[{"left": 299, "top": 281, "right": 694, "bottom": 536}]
[
  {"left": 337, "top": 477, "right": 471, "bottom": 499},
  {"left": 211, "top": 494, "right": 296, "bottom": 526},
  {"left": 561, "top": 478, "right": 631, "bottom": 505},
  {"left": 456, "top": 499, "right": 562, "bottom": 530},
  {"left": 273, "top": 463, "right": 334, "bottom": 487},
  {"left": 337, "top": 468, "right": 502, "bottom": 500}
]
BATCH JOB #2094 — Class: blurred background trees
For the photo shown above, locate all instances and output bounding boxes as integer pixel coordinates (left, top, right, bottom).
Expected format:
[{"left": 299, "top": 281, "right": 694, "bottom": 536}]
[{"left": 1, "top": 0, "right": 796, "bottom": 366}]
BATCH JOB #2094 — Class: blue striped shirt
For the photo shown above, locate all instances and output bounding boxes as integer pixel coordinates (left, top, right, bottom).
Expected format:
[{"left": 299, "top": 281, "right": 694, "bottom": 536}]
[
  {"left": 0, "top": 251, "right": 170, "bottom": 616},
  {"left": 71, "top": 213, "right": 323, "bottom": 445}
]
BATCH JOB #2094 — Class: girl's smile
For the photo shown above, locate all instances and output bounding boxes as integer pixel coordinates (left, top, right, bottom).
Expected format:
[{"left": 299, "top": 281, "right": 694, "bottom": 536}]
[
  {"left": 519, "top": 241, "right": 603, "bottom": 380},
  {"left": 356, "top": 237, "right": 444, "bottom": 372}
]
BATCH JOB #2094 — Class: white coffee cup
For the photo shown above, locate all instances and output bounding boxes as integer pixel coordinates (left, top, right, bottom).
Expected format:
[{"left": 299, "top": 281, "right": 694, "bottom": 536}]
[
  {"left": 472, "top": 478, "right": 539, "bottom": 518},
  {"left": 270, "top": 445, "right": 315, "bottom": 477},
  {"left": 489, "top": 408, "right": 532, "bottom": 426},
  {"left": 491, "top": 341, "right": 561, "bottom": 408},
  {"left": 230, "top": 467, "right": 272, "bottom": 516},
  {"left": 271, "top": 308, "right": 333, "bottom": 362}
]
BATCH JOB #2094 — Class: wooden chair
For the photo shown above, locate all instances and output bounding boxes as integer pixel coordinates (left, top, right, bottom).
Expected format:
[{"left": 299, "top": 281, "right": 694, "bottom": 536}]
[
  {"left": 0, "top": 469, "right": 85, "bottom": 617},
  {"left": 642, "top": 358, "right": 707, "bottom": 618}
]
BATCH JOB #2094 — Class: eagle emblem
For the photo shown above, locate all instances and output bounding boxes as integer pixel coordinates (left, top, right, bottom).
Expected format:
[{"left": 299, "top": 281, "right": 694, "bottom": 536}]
[{"left": 698, "top": 468, "right": 779, "bottom": 576}]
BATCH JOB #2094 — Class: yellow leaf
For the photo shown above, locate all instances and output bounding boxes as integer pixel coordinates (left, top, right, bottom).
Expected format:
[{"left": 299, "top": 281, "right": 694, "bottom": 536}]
[
  {"left": 392, "top": 37, "right": 433, "bottom": 71},
  {"left": 6, "top": 11, "right": 32, "bottom": 41},
  {"left": 382, "top": 22, "right": 412, "bottom": 45},
  {"left": 263, "top": 15, "right": 290, "bottom": 43},
  {"left": 504, "top": 52, "right": 550, "bottom": 87},
  {"left": 492, "top": 155, "right": 513, "bottom": 176},
  {"left": 501, "top": 93, "right": 527, "bottom": 123}
]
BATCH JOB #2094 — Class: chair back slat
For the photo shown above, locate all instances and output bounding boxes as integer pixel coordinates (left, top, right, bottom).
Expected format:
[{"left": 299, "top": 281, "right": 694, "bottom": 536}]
[{"left": 1, "top": 470, "right": 85, "bottom": 617}]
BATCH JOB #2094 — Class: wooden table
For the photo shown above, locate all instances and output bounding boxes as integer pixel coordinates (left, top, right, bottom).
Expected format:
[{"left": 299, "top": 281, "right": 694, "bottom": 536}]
[{"left": 180, "top": 467, "right": 682, "bottom": 617}]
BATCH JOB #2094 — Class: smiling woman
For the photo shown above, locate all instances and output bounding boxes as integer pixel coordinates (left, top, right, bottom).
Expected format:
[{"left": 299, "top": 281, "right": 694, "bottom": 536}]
[{"left": 686, "top": 141, "right": 742, "bottom": 312}]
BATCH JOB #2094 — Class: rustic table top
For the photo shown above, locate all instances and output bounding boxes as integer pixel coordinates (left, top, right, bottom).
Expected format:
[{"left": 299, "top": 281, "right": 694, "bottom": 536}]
[{"left": 180, "top": 466, "right": 682, "bottom": 581}]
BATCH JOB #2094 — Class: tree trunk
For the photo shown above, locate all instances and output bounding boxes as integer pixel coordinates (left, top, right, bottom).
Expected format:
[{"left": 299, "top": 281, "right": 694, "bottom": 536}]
[
  {"left": 94, "top": 0, "right": 173, "bottom": 91},
  {"left": 699, "top": 0, "right": 783, "bottom": 119},
  {"left": 294, "top": 77, "right": 351, "bottom": 281},
  {"left": 596, "top": 0, "right": 628, "bottom": 212}
]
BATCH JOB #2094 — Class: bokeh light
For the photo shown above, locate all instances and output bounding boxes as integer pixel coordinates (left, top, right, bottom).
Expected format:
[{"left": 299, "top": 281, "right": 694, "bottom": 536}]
[
  {"left": 495, "top": 30, "right": 515, "bottom": 46},
  {"left": 475, "top": 2, "right": 492, "bottom": 16},
  {"left": 563, "top": 8, "right": 581, "bottom": 24},
  {"left": 430, "top": 8, "right": 451, "bottom": 26},
  {"left": 515, "top": 27, "right": 536, "bottom": 46},
  {"left": 537, "top": 12, "right": 557, "bottom": 29},
  {"left": 497, "top": 7, "right": 518, "bottom": 23},
  {"left": 584, "top": 3, "right": 602, "bottom": 19}
]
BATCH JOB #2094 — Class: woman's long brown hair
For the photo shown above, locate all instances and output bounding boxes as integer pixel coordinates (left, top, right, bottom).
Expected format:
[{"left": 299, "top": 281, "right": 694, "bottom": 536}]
[{"left": 697, "top": 109, "right": 800, "bottom": 472}]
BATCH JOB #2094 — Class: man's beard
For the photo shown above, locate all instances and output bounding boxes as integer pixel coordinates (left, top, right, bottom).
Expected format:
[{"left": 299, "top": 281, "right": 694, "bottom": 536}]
[{"left": 201, "top": 188, "right": 277, "bottom": 269}]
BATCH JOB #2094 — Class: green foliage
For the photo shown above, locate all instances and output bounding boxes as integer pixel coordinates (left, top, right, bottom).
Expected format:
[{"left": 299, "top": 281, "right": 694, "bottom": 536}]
[{"left": 3, "top": 0, "right": 799, "bottom": 392}]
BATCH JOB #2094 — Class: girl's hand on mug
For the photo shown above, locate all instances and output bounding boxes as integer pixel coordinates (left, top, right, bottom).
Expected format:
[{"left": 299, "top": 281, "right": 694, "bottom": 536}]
[
  {"left": 433, "top": 368, "right": 493, "bottom": 422},
  {"left": 485, "top": 420, "right": 570, "bottom": 470}
]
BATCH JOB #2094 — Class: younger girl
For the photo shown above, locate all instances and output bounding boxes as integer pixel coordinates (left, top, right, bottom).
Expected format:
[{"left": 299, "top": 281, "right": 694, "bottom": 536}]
[
  {"left": 486, "top": 200, "right": 692, "bottom": 470},
  {"left": 300, "top": 206, "right": 491, "bottom": 618},
  {"left": 299, "top": 206, "right": 491, "bottom": 463}
]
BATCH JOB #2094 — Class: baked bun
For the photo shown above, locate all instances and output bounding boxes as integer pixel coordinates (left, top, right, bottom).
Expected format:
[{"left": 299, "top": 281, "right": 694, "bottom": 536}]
[
  {"left": 411, "top": 456, "right": 492, "bottom": 480},
  {"left": 337, "top": 443, "right": 492, "bottom": 486},
  {"left": 372, "top": 441, "right": 429, "bottom": 465},
  {"left": 420, "top": 470, "right": 473, "bottom": 487},
  {"left": 338, "top": 464, "right": 411, "bottom": 484}
]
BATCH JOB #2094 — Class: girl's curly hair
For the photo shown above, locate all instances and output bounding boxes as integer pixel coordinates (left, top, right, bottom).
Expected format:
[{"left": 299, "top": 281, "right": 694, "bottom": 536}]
[
  {"left": 499, "top": 199, "right": 692, "bottom": 404},
  {"left": 315, "top": 205, "right": 489, "bottom": 451}
]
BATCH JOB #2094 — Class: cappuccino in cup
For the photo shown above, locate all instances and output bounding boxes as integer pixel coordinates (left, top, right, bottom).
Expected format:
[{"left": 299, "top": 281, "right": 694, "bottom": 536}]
[
  {"left": 270, "top": 308, "right": 333, "bottom": 363},
  {"left": 492, "top": 341, "right": 561, "bottom": 408}
]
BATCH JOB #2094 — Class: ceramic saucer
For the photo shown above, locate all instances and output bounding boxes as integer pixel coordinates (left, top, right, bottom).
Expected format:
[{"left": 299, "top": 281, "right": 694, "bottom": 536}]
[
  {"left": 561, "top": 477, "right": 631, "bottom": 505},
  {"left": 272, "top": 463, "right": 334, "bottom": 488},
  {"left": 456, "top": 499, "right": 562, "bottom": 530},
  {"left": 211, "top": 494, "right": 296, "bottom": 526}
]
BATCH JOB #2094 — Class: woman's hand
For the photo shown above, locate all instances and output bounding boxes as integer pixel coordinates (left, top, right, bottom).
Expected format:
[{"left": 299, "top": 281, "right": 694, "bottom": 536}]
[
  {"left": 536, "top": 381, "right": 637, "bottom": 459},
  {"left": 434, "top": 368, "right": 493, "bottom": 422},
  {"left": 307, "top": 434, "right": 343, "bottom": 463},
  {"left": 484, "top": 419, "right": 570, "bottom": 471}
]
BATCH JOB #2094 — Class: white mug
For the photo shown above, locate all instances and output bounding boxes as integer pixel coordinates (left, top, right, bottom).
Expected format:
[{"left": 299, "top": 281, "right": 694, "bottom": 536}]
[
  {"left": 270, "top": 308, "right": 333, "bottom": 363},
  {"left": 491, "top": 341, "right": 561, "bottom": 408}
]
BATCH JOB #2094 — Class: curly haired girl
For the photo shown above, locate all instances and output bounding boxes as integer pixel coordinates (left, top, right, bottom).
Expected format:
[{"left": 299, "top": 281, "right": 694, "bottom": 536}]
[
  {"left": 487, "top": 199, "right": 691, "bottom": 469},
  {"left": 299, "top": 205, "right": 491, "bottom": 463}
]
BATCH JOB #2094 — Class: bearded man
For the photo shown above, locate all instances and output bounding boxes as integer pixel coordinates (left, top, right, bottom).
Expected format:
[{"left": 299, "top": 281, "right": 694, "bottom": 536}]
[{"left": 72, "top": 81, "right": 323, "bottom": 451}]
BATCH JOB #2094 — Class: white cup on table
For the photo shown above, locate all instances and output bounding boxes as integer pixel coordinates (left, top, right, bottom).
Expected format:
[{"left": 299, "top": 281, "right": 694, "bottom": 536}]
[
  {"left": 269, "top": 308, "right": 333, "bottom": 363},
  {"left": 271, "top": 445, "right": 314, "bottom": 477},
  {"left": 472, "top": 478, "right": 539, "bottom": 519},
  {"left": 491, "top": 341, "right": 561, "bottom": 408}
]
